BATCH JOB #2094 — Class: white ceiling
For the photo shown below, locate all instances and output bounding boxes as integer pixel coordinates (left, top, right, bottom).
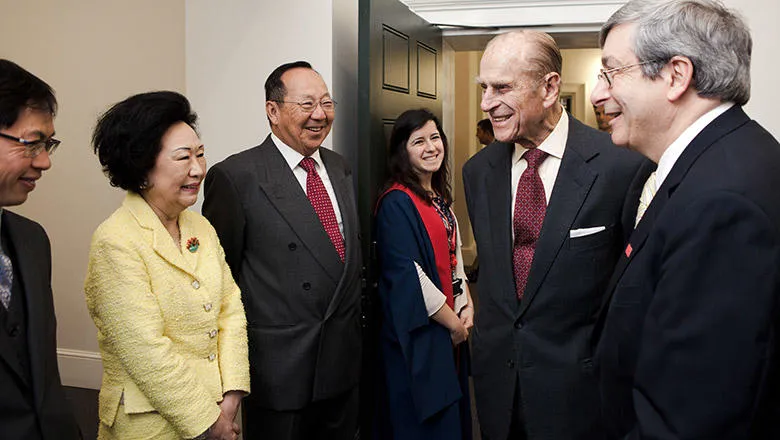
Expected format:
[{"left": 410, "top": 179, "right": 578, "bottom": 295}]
[{"left": 398, "top": 0, "right": 624, "bottom": 50}]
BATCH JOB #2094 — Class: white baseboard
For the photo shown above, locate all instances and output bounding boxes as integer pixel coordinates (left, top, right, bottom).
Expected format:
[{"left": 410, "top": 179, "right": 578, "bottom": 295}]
[{"left": 57, "top": 348, "right": 102, "bottom": 390}]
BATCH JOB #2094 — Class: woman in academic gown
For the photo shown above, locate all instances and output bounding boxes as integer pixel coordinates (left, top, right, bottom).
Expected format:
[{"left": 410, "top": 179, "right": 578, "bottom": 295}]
[{"left": 374, "top": 108, "right": 474, "bottom": 440}]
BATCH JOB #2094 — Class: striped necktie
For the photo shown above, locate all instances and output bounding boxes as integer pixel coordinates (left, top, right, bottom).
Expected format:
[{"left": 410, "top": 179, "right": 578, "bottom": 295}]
[{"left": 635, "top": 171, "right": 657, "bottom": 227}]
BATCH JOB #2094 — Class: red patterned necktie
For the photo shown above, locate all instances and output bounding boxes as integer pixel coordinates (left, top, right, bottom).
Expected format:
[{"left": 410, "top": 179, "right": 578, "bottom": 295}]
[
  {"left": 300, "top": 157, "right": 345, "bottom": 262},
  {"left": 513, "top": 148, "right": 548, "bottom": 299}
]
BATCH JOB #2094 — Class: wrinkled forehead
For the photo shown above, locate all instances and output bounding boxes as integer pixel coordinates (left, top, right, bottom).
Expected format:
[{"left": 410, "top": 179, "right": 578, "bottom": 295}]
[{"left": 280, "top": 68, "right": 331, "bottom": 99}]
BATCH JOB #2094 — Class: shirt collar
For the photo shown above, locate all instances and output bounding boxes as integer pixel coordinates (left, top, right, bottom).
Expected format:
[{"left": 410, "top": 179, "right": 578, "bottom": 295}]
[
  {"left": 513, "top": 111, "right": 569, "bottom": 164},
  {"left": 270, "top": 132, "right": 324, "bottom": 171},
  {"left": 655, "top": 102, "right": 734, "bottom": 190}
]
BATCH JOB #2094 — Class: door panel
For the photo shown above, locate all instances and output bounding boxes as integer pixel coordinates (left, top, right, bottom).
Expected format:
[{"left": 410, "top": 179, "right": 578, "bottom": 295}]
[{"left": 357, "top": 0, "right": 442, "bottom": 435}]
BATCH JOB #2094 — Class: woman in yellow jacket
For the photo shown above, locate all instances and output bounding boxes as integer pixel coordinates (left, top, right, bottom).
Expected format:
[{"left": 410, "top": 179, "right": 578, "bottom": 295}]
[{"left": 85, "top": 91, "right": 249, "bottom": 440}]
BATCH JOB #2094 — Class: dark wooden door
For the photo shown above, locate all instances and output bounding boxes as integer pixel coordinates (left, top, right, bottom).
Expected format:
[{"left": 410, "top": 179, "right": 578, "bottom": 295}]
[{"left": 357, "top": 0, "right": 442, "bottom": 435}]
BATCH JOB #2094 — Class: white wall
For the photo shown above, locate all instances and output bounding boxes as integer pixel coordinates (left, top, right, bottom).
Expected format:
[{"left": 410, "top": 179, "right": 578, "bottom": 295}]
[
  {"left": 0, "top": 0, "right": 185, "bottom": 389},
  {"left": 724, "top": 0, "right": 780, "bottom": 138}
]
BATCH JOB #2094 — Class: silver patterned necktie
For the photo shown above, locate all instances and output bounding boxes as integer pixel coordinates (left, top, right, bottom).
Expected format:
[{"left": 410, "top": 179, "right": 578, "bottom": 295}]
[{"left": 0, "top": 248, "right": 12, "bottom": 309}]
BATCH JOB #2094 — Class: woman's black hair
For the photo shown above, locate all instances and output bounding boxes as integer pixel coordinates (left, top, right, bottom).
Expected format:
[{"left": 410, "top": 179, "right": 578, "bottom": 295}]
[
  {"left": 92, "top": 91, "right": 197, "bottom": 193},
  {"left": 383, "top": 108, "right": 451, "bottom": 204}
]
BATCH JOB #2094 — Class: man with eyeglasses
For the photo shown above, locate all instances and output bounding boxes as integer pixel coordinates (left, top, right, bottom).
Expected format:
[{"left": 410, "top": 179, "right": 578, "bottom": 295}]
[
  {"left": 462, "top": 31, "right": 651, "bottom": 440},
  {"left": 203, "top": 61, "right": 361, "bottom": 440},
  {"left": 591, "top": 1, "right": 780, "bottom": 438},
  {"left": 0, "top": 59, "right": 80, "bottom": 440}
]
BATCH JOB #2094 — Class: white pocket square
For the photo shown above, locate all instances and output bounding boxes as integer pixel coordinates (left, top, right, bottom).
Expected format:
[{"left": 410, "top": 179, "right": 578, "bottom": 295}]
[{"left": 569, "top": 226, "right": 606, "bottom": 238}]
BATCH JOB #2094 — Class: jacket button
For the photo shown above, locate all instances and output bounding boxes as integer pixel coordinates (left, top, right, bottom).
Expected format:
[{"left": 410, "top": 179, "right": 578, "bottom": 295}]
[
  {"left": 209, "top": 329, "right": 218, "bottom": 338},
  {"left": 208, "top": 353, "right": 216, "bottom": 361},
  {"left": 192, "top": 280, "right": 200, "bottom": 289},
  {"left": 9, "top": 325, "right": 19, "bottom": 337},
  {"left": 204, "top": 303, "right": 213, "bottom": 312},
  {"left": 302, "top": 282, "right": 311, "bottom": 290},
  {"left": 288, "top": 242, "right": 297, "bottom": 251},
  {"left": 507, "top": 360, "right": 515, "bottom": 369},
  {"left": 514, "top": 320, "right": 523, "bottom": 329}
]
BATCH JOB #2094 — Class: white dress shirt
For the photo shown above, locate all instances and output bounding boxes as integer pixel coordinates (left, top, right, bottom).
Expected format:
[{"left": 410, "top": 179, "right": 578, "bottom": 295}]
[
  {"left": 510, "top": 111, "right": 569, "bottom": 242},
  {"left": 654, "top": 102, "right": 734, "bottom": 191},
  {"left": 271, "top": 133, "right": 344, "bottom": 236}
]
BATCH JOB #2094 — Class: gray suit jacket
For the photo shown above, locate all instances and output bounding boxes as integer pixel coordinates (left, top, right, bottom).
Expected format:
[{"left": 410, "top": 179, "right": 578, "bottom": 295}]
[
  {"left": 203, "top": 135, "right": 362, "bottom": 411},
  {"left": 462, "top": 116, "right": 651, "bottom": 440},
  {"left": 0, "top": 210, "right": 80, "bottom": 440}
]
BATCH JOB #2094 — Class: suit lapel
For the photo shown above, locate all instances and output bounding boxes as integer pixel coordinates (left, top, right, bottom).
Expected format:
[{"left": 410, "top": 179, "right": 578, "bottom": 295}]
[
  {"left": 256, "top": 137, "right": 343, "bottom": 283},
  {"left": 519, "top": 119, "right": 598, "bottom": 318},
  {"left": 123, "top": 193, "right": 197, "bottom": 277},
  {"left": 485, "top": 142, "right": 519, "bottom": 314},
  {"left": 322, "top": 149, "right": 357, "bottom": 319},
  {"left": 600, "top": 105, "right": 751, "bottom": 309},
  {"left": 4, "top": 212, "right": 48, "bottom": 402}
]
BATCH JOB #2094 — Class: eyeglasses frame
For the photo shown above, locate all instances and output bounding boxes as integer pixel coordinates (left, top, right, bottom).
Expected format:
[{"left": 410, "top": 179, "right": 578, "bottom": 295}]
[
  {"left": 272, "top": 99, "right": 337, "bottom": 113},
  {"left": 597, "top": 61, "right": 656, "bottom": 88},
  {"left": 0, "top": 132, "right": 61, "bottom": 158}
]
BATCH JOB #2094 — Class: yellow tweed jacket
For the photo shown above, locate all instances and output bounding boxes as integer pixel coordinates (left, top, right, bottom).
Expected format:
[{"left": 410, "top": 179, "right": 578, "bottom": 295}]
[{"left": 84, "top": 193, "right": 250, "bottom": 439}]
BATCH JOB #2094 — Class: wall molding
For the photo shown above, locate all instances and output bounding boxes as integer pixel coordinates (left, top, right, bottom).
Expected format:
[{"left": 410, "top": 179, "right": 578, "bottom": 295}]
[{"left": 57, "top": 348, "right": 102, "bottom": 390}]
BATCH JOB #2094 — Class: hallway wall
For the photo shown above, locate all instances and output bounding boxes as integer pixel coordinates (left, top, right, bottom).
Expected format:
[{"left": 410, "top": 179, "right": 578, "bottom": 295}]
[{"left": 0, "top": 0, "right": 186, "bottom": 388}]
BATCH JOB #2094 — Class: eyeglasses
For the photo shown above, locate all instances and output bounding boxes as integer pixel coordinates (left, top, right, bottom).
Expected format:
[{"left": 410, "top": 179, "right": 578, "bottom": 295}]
[
  {"left": 274, "top": 99, "right": 337, "bottom": 113},
  {"left": 597, "top": 61, "right": 654, "bottom": 88},
  {"left": 0, "top": 132, "right": 61, "bottom": 158}
]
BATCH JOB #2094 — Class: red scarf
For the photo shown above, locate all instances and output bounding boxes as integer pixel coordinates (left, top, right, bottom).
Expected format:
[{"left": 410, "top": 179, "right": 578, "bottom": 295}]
[{"left": 383, "top": 183, "right": 454, "bottom": 309}]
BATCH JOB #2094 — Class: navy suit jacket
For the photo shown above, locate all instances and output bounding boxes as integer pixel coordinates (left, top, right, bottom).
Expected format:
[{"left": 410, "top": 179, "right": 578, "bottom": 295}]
[
  {"left": 463, "top": 115, "right": 651, "bottom": 440},
  {"left": 596, "top": 106, "right": 780, "bottom": 439},
  {"left": 0, "top": 210, "right": 80, "bottom": 440}
]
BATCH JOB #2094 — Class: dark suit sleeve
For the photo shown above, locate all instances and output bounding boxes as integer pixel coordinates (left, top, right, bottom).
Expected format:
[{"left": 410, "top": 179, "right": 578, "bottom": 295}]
[
  {"left": 203, "top": 165, "right": 246, "bottom": 281},
  {"left": 628, "top": 191, "right": 780, "bottom": 439}
]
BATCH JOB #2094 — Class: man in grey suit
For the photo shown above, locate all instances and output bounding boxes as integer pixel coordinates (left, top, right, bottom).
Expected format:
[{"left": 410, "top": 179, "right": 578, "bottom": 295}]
[
  {"left": 0, "top": 59, "right": 80, "bottom": 440},
  {"left": 463, "top": 31, "right": 650, "bottom": 440},
  {"left": 203, "top": 61, "right": 361, "bottom": 440}
]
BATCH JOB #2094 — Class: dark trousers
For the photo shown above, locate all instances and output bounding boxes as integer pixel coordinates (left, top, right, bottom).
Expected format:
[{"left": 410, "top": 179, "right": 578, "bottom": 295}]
[{"left": 243, "top": 387, "right": 359, "bottom": 440}]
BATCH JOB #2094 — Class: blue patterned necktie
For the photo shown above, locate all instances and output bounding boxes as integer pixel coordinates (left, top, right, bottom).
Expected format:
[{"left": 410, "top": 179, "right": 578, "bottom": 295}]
[{"left": 0, "top": 248, "right": 12, "bottom": 309}]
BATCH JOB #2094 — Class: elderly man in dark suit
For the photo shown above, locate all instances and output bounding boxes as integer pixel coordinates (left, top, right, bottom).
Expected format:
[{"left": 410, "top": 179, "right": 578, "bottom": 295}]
[
  {"left": 592, "top": 1, "right": 780, "bottom": 438},
  {"left": 463, "top": 31, "right": 650, "bottom": 440},
  {"left": 203, "top": 61, "right": 361, "bottom": 440},
  {"left": 0, "top": 59, "right": 80, "bottom": 440}
]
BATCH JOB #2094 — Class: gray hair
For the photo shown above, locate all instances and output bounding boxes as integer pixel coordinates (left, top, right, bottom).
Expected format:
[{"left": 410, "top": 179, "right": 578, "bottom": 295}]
[{"left": 601, "top": 0, "right": 752, "bottom": 105}]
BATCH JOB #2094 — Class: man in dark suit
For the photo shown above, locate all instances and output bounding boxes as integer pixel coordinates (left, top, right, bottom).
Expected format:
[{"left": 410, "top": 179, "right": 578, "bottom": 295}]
[
  {"left": 203, "top": 61, "right": 361, "bottom": 440},
  {"left": 463, "top": 31, "right": 650, "bottom": 440},
  {"left": 0, "top": 59, "right": 80, "bottom": 440},
  {"left": 591, "top": 1, "right": 780, "bottom": 438}
]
